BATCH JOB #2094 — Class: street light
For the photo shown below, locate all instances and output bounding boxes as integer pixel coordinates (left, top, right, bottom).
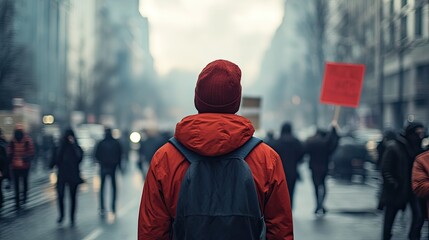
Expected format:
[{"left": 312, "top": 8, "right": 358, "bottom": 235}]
[{"left": 42, "top": 115, "right": 55, "bottom": 125}]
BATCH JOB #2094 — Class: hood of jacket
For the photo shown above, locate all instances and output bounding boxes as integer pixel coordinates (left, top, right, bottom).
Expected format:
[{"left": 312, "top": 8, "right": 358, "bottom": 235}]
[{"left": 174, "top": 113, "right": 255, "bottom": 157}]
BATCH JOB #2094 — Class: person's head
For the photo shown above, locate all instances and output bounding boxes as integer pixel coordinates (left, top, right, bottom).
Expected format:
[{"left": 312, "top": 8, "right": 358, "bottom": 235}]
[
  {"left": 266, "top": 130, "right": 274, "bottom": 140},
  {"left": 281, "top": 122, "right": 292, "bottom": 136},
  {"left": 14, "top": 123, "right": 25, "bottom": 141},
  {"left": 104, "top": 128, "right": 113, "bottom": 138},
  {"left": 63, "top": 128, "right": 76, "bottom": 144},
  {"left": 383, "top": 129, "right": 396, "bottom": 142},
  {"left": 404, "top": 122, "right": 425, "bottom": 147},
  {"left": 194, "top": 59, "right": 242, "bottom": 114}
]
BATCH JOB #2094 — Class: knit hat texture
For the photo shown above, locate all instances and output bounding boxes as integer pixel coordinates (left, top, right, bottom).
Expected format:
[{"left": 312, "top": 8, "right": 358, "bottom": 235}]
[{"left": 194, "top": 59, "right": 242, "bottom": 114}]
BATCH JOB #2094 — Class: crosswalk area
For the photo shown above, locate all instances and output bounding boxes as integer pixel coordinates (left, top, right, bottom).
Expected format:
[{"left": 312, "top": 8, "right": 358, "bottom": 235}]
[{"left": 0, "top": 157, "right": 98, "bottom": 219}]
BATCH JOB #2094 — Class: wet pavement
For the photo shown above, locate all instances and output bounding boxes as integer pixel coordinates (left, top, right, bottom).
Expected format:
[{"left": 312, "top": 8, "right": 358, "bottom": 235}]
[{"left": 0, "top": 152, "right": 427, "bottom": 240}]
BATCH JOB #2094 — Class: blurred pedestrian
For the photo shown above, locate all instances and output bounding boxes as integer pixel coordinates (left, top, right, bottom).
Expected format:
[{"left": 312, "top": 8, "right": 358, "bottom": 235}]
[
  {"left": 137, "top": 128, "right": 165, "bottom": 179},
  {"left": 376, "top": 129, "right": 397, "bottom": 210},
  {"left": 120, "top": 129, "right": 131, "bottom": 171},
  {"left": 412, "top": 149, "right": 429, "bottom": 220},
  {"left": 269, "top": 122, "right": 304, "bottom": 208},
  {"left": 304, "top": 123, "right": 339, "bottom": 215},
  {"left": 42, "top": 133, "right": 55, "bottom": 169},
  {"left": 50, "top": 128, "right": 83, "bottom": 226},
  {"left": 381, "top": 122, "right": 426, "bottom": 240},
  {"left": 0, "top": 128, "right": 9, "bottom": 208},
  {"left": 264, "top": 130, "right": 275, "bottom": 146},
  {"left": 138, "top": 59, "right": 293, "bottom": 239},
  {"left": 95, "top": 128, "right": 122, "bottom": 215},
  {"left": 376, "top": 130, "right": 397, "bottom": 170},
  {"left": 7, "top": 124, "right": 35, "bottom": 209}
]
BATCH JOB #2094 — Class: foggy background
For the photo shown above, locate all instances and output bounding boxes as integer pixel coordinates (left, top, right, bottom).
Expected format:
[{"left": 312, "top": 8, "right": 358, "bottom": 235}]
[{"left": 2, "top": 0, "right": 427, "bottom": 137}]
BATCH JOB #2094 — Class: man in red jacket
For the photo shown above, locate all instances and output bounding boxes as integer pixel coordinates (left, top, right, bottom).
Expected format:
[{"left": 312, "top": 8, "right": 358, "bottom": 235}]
[
  {"left": 412, "top": 149, "right": 429, "bottom": 219},
  {"left": 138, "top": 59, "right": 294, "bottom": 240},
  {"left": 8, "top": 124, "right": 35, "bottom": 209}
]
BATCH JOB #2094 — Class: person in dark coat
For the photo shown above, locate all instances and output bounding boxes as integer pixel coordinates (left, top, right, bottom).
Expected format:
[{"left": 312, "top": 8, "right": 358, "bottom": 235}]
[
  {"left": 305, "top": 123, "right": 339, "bottom": 215},
  {"left": 0, "top": 128, "right": 9, "bottom": 208},
  {"left": 138, "top": 129, "right": 165, "bottom": 179},
  {"left": 381, "top": 122, "right": 426, "bottom": 240},
  {"left": 376, "top": 129, "right": 397, "bottom": 210},
  {"left": 269, "top": 122, "right": 304, "bottom": 208},
  {"left": 50, "top": 128, "right": 83, "bottom": 226},
  {"left": 376, "top": 130, "right": 397, "bottom": 170},
  {"left": 95, "top": 128, "right": 122, "bottom": 215}
]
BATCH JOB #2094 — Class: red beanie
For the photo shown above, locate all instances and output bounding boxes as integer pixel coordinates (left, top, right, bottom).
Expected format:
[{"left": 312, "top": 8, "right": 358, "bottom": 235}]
[{"left": 194, "top": 59, "right": 242, "bottom": 114}]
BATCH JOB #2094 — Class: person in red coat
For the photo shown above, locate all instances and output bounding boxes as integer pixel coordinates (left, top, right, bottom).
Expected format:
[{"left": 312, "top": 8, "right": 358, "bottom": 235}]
[
  {"left": 412, "top": 149, "right": 429, "bottom": 218},
  {"left": 138, "top": 59, "right": 294, "bottom": 240},
  {"left": 7, "top": 124, "right": 35, "bottom": 209}
]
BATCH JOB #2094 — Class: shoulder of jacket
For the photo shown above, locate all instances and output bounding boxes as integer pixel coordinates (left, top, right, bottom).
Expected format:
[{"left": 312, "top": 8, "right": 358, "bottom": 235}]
[
  {"left": 249, "top": 142, "right": 280, "bottom": 165},
  {"left": 416, "top": 150, "right": 429, "bottom": 161},
  {"left": 151, "top": 142, "right": 182, "bottom": 163}
]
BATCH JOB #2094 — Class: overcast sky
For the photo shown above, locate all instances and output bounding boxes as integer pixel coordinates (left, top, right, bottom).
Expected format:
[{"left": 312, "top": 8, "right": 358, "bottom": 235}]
[{"left": 139, "top": 0, "right": 283, "bottom": 85}]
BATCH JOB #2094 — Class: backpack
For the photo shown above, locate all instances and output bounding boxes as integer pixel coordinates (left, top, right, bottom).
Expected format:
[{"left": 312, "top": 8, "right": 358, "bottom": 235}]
[{"left": 169, "top": 137, "right": 266, "bottom": 240}]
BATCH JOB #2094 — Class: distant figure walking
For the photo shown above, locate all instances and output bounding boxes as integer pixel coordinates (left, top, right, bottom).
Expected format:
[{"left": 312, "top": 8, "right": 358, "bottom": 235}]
[
  {"left": 7, "top": 124, "right": 35, "bottom": 209},
  {"left": 269, "top": 122, "right": 304, "bottom": 207},
  {"left": 50, "top": 128, "right": 83, "bottom": 226},
  {"left": 0, "top": 128, "right": 9, "bottom": 208},
  {"left": 95, "top": 128, "right": 122, "bottom": 215},
  {"left": 138, "top": 128, "right": 165, "bottom": 179},
  {"left": 380, "top": 122, "right": 425, "bottom": 240},
  {"left": 305, "top": 123, "right": 339, "bottom": 215}
]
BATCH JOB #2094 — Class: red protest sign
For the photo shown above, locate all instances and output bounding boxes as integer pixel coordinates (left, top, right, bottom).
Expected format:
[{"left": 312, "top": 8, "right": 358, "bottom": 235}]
[{"left": 320, "top": 62, "right": 365, "bottom": 108}]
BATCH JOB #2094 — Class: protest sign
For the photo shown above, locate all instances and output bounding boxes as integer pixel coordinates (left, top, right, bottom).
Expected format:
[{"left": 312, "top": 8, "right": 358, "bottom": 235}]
[{"left": 320, "top": 62, "right": 365, "bottom": 108}]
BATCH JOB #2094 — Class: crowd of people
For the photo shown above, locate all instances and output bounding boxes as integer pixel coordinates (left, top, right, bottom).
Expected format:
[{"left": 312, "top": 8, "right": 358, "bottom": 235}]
[
  {"left": 0, "top": 123, "right": 169, "bottom": 227},
  {"left": 0, "top": 59, "right": 428, "bottom": 239}
]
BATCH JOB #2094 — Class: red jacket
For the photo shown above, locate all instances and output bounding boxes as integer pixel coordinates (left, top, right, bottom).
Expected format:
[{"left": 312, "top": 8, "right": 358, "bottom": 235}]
[
  {"left": 138, "top": 113, "right": 293, "bottom": 240},
  {"left": 8, "top": 135, "right": 35, "bottom": 170},
  {"left": 412, "top": 150, "right": 429, "bottom": 217}
]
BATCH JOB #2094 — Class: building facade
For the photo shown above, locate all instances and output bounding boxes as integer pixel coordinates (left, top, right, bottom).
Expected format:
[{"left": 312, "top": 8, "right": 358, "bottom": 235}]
[
  {"left": 329, "top": 0, "right": 429, "bottom": 131},
  {"left": 381, "top": 0, "right": 429, "bottom": 129},
  {"left": 12, "top": 0, "right": 70, "bottom": 124}
]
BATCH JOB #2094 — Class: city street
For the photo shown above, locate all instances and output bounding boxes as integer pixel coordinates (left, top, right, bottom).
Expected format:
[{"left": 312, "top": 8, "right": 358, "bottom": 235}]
[{"left": 0, "top": 153, "right": 427, "bottom": 240}]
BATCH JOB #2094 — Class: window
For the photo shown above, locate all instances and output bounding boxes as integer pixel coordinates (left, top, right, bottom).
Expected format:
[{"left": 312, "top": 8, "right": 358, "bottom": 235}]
[
  {"left": 390, "top": 0, "right": 395, "bottom": 16},
  {"left": 417, "top": 65, "right": 429, "bottom": 83},
  {"left": 390, "top": 23, "right": 395, "bottom": 46},
  {"left": 415, "top": 7, "right": 422, "bottom": 37},
  {"left": 401, "top": 0, "right": 407, "bottom": 7}
]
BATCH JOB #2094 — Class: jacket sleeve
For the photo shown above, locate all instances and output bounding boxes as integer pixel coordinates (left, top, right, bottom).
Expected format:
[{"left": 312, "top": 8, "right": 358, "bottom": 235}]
[
  {"left": 412, "top": 155, "right": 429, "bottom": 199},
  {"left": 381, "top": 145, "right": 399, "bottom": 189},
  {"left": 138, "top": 158, "right": 172, "bottom": 240},
  {"left": 264, "top": 151, "right": 294, "bottom": 240}
]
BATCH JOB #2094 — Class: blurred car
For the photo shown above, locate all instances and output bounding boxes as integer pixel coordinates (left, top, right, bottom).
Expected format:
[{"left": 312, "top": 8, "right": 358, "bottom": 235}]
[{"left": 329, "top": 128, "right": 382, "bottom": 182}]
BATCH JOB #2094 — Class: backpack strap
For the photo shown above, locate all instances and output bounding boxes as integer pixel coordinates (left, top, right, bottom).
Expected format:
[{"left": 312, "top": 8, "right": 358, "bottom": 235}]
[
  {"left": 168, "top": 137, "right": 263, "bottom": 163},
  {"left": 168, "top": 137, "right": 204, "bottom": 163},
  {"left": 230, "top": 137, "right": 263, "bottom": 159}
]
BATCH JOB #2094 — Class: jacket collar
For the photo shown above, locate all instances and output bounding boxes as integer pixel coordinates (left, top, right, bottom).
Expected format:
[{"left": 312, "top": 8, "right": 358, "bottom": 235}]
[{"left": 174, "top": 113, "right": 255, "bottom": 156}]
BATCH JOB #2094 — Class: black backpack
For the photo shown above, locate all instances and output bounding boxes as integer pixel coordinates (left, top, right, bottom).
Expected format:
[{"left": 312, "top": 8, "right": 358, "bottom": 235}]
[{"left": 169, "top": 137, "right": 266, "bottom": 240}]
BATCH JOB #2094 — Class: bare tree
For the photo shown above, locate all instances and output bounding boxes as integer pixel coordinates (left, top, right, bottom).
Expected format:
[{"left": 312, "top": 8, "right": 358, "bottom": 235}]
[
  {"left": 300, "top": 0, "right": 330, "bottom": 126},
  {"left": 0, "top": 0, "right": 33, "bottom": 110}
]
